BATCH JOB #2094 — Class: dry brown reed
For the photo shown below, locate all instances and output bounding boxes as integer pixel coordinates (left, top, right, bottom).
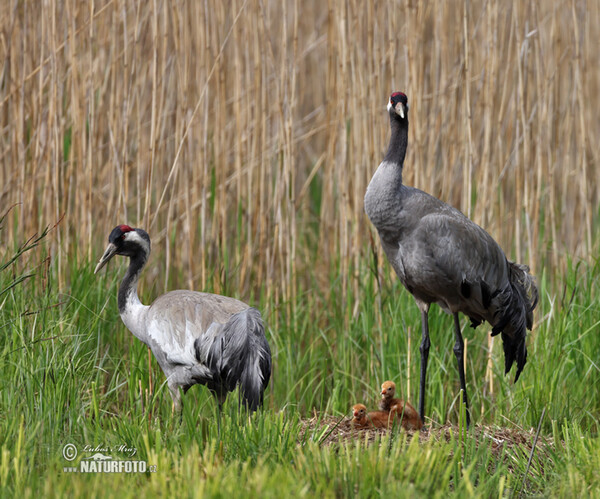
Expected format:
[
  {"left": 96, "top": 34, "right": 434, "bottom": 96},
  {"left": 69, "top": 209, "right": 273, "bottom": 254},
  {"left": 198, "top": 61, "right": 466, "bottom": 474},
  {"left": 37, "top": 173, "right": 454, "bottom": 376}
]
[{"left": 0, "top": 0, "right": 598, "bottom": 305}]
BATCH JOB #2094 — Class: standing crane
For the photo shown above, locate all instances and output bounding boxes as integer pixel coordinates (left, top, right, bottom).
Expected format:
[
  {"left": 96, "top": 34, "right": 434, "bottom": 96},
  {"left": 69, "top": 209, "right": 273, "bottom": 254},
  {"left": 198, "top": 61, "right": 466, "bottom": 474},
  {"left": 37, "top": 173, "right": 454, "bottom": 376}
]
[
  {"left": 94, "top": 225, "right": 271, "bottom": 414},
  {"left": 364, "top": 92, "right": 538, "bottom": 427}
]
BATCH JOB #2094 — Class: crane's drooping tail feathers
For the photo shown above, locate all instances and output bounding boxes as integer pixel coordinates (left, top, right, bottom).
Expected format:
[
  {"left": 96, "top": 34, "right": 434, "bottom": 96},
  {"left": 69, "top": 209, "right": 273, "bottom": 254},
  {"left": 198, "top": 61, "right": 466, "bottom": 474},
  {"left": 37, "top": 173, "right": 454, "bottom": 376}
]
[
  {"left": 491, "top": 261, "right": 539, "bottom": 382},
  {"left": 206, "top": 307, "right": 271, "bottom": 411},
  {"left": 239, "top": 308, "right": 272, "bottom": 411}
]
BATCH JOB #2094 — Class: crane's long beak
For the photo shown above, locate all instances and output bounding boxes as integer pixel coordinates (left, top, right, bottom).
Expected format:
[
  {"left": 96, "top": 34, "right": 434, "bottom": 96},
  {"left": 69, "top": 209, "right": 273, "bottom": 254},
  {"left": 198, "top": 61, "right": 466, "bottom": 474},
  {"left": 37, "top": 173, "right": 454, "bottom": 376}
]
[
  {"left": 387, "top": 100, "right": 405, "bottom": 119},
  {"left": 94, "top": 243, "right": 118, "bottom": 274},
  {"left": 395, "top": 102, "right": 405, "bottom": 119}
]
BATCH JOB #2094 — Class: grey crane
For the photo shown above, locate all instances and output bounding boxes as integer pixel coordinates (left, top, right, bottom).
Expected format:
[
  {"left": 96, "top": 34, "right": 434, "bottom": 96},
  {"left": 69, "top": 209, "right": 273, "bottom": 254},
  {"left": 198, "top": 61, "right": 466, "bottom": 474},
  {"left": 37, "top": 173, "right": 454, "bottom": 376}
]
[
  {"left": 94, "top": 225, "right": 271, "bottom": 414},
  {"left": 364, "top": 92, "right": 538, "bottom": 427}
]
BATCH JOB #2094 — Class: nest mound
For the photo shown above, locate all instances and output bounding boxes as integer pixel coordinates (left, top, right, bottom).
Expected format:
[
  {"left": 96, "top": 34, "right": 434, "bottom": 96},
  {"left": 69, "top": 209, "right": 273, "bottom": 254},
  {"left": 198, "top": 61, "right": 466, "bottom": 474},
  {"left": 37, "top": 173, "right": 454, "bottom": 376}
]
[{"left": 299, "top": 413, "right": 555, "bottom": 462}]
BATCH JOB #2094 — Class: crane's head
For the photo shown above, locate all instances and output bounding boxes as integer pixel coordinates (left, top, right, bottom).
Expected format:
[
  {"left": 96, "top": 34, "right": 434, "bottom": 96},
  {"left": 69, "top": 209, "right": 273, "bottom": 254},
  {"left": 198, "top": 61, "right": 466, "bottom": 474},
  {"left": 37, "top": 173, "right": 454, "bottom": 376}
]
[
  {"left": 352, "top": 403, "right": 367, "bottom": 420},
  {"left": 381, "top": 380, "right": 396, "bottom": 400},
  {"left": 388, "top": 92, "right": 408, "bottom": 119},
  {"left": 94, "top": 225, "right": 151, "bottom": 273}
]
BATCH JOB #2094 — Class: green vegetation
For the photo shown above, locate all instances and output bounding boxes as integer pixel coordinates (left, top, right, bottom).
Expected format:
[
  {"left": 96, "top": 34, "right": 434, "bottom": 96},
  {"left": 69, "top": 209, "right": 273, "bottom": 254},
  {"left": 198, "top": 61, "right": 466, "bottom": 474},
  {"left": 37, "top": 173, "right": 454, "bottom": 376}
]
[{"left": 0, "top": 218, "right": 598, "bottom": 497}]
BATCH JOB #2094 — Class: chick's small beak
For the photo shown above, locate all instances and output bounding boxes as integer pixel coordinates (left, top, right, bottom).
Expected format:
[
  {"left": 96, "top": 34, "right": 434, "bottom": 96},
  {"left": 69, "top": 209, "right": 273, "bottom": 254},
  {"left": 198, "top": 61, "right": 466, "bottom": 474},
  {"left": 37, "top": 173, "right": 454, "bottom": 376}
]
[{"left": 94, "top": 243, "right": 118, "bottom": 274}]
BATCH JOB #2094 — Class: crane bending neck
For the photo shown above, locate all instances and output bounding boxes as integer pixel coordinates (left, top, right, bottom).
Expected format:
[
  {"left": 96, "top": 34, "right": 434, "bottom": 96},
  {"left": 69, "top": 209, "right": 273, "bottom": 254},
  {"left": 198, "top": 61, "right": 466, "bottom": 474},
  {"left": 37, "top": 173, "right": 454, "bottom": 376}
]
[
  {"left": 116, "top": 253, "right": 151, "bottom": 345},
  {"left": 118, "top": 254, "right": 147, "bottom": 315}
]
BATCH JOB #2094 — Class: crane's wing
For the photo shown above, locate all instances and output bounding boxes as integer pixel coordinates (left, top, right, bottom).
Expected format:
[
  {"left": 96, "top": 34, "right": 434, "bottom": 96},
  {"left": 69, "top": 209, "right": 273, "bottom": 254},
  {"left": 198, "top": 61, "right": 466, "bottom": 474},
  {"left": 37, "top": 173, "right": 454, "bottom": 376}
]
[
  {"left": 145, "top": 290, "right": 249, "bottom": 368},
  {"left": 388, "top": 189, "right": 510, "bottom": 320}
]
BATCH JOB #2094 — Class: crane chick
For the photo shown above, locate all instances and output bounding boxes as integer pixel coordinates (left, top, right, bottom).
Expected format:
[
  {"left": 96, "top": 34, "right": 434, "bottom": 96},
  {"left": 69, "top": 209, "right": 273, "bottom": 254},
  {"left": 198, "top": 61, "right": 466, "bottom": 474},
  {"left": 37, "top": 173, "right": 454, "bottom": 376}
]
[
  {"left": 379, "top": 381, "right": 423, "bottom": 430},
  {"left": 94, "top": 225, "right": 272, "bottom": 412},
  {"left": 351, "top": 403, "right": 394, "bottom": 429}
]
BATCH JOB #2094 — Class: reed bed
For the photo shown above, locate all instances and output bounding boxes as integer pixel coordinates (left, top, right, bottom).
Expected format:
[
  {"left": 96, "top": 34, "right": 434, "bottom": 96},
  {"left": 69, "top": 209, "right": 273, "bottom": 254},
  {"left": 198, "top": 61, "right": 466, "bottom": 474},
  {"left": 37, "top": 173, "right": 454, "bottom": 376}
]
[{"left": 0, "top": 0, "right": 598, "bottom": 301}]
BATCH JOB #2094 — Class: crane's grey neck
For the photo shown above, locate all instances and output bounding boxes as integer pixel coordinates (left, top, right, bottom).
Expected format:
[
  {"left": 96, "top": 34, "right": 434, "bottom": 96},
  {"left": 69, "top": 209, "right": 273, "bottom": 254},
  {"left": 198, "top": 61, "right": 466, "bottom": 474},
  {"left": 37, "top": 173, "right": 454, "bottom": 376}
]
[
  {"left": 383, "top": 113, "right": 408, "bottom": 172},
  {"left": 118, "top": 253, "right": 148, "bottom": 314}
]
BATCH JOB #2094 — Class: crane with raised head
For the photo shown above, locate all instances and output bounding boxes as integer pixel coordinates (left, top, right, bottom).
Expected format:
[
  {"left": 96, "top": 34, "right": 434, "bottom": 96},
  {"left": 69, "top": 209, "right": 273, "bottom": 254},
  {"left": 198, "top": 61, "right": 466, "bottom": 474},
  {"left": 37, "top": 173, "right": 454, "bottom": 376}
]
[
  {"left": 94, "top": 225, "right": 272, "bottom": 414},
  {"left": 364, "top": 92, "right": 538, "bottom": 427}
]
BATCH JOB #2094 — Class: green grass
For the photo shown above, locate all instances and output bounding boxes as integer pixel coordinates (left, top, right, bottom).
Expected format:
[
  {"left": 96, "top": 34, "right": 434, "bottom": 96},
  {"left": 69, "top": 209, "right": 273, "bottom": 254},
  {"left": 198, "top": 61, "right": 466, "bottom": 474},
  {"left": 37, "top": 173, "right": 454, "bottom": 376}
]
[{"left": 1, "top": 224, "right": 599, "bottom": 497}]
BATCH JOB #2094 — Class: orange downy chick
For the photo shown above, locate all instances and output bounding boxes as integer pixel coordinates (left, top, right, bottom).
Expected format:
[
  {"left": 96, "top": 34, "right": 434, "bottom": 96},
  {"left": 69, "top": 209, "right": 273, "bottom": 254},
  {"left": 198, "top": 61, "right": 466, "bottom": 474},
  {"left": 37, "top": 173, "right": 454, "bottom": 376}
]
[
  {"left": 379, "top": 381, "right": 423, "bottom": 430},
  {"left": 351, "top": 403, "right": 394, "bottom": 429}
]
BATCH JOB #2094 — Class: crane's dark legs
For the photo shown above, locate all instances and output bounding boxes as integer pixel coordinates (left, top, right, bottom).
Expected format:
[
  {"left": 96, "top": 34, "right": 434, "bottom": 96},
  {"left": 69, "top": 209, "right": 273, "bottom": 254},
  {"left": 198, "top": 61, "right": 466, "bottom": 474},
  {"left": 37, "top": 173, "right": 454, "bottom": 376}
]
[
  {"left": 216, "top": 402, "right": 223, "bottom": 438},
  {"left": 452, "top": 313, "right": 471, "bottom": 427},
  {"left": 168, "top": 385, "right": 184, "bottom": 424},
  {"left": 169, "top": 385, "right": 182, "bottom": 411},
  {"left": 210, "top": 390, "right": 226, "bottom": 438},
  {"left": 418, "top": 309, "right": 431, "bottom": 426}
]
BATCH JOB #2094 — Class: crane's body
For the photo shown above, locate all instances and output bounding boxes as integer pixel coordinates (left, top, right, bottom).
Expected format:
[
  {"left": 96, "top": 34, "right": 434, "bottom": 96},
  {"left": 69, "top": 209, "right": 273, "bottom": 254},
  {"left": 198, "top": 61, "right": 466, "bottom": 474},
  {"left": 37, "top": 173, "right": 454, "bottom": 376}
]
[
  {"left": 364, "top": 92, "right": 538, "bottom": 426},
  {"left": 368, "top": 179, "right": 509, "bottom": 326},
  {"left": 95, "top": 225, "right": 271, "bottom": 412}
]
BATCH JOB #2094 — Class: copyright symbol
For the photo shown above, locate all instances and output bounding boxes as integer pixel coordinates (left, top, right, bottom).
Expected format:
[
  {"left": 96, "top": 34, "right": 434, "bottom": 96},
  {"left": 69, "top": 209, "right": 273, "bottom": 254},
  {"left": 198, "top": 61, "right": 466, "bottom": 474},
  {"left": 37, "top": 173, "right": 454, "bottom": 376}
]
[{"left": 62, "top": 443, "right": 77, "bottom": 461}]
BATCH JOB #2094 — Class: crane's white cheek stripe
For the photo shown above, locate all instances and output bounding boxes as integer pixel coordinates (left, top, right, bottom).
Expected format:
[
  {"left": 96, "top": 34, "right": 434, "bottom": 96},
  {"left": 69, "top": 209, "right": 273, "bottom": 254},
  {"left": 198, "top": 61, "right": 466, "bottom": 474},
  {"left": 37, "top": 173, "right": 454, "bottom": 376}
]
[{"left": 125, "top": 231, "right": 150, "bottom": 254}]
